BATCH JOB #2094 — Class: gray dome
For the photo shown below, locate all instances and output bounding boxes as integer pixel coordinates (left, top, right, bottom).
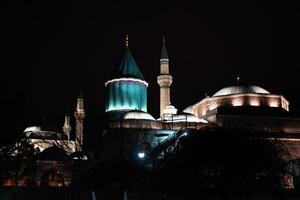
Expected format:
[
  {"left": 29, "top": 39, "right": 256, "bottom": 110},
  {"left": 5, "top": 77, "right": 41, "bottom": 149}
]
[{"left": 213, "top": 86, "right": 270, "bottom": 97}]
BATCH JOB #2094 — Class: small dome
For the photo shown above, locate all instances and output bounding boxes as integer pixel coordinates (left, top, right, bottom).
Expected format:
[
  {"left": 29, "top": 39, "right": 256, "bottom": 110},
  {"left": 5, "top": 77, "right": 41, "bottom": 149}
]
[
  {"left": 213, "top": 85, "right": 270, "bottom": 97},
  {"left": 24, "top": 126, "right": 42, "bottom": 133},
  {"left": 163, "top": 105, "right": 178, "bottom": 115},
  {"left": 122, "top": 111, "right": 155, "bottom": 121}
]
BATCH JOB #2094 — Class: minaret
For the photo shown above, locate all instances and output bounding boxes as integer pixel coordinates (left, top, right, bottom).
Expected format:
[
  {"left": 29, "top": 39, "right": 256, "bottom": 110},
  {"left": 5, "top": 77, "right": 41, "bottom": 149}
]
[
  {"left": 74, "top": 91, "right": 85, "bottom": 152},
  {"left": 62, "top": 109, "right": 71, "bottom": 139},
  {"left": 157, "top": 37, "right": 173, "bottom": 117}
]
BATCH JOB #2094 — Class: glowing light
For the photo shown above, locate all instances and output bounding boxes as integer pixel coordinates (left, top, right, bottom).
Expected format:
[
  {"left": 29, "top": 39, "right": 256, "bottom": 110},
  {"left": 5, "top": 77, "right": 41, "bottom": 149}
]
[
  {"left": 138, "top": 152, "right": 145, "bottom": 159},
  {"left": 160, "top": 58, "right": 169, "bottom": 65},
  {"left": 249, "top": 99, "right": 260, "bottom": 106},
  {"left": 105, "top": 78, "right": 148, "bottom": 87},
  {"left": 269, "top": 99, "right": 279, "bottom": 107},
  {"left": 232, "top": 98, "right": 243, "bottom": 106},
  {"left": 106, "top": 78, "right": 147, "bottom": 112}
]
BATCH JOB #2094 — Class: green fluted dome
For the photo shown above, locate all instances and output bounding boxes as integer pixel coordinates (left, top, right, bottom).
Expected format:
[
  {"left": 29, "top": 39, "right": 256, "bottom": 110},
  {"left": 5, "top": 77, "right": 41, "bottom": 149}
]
[{"left": 105, "top": 47, "right": 147, "bottom": 113}]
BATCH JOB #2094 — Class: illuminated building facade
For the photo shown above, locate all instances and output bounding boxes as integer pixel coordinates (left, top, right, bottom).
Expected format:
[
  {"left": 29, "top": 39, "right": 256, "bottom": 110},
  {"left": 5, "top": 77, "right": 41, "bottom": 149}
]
[
  {"left": 2, "top": 93, "right": 86, "bottom": 187},
  {"left": 185, "top": 85, "right": 289, "bottom": 119},
  {"left": 183, "top": 85, "right": 299, "bottom": 133},
  {"left": 4, "top": 36, "right": 300, "bottom": 192}
]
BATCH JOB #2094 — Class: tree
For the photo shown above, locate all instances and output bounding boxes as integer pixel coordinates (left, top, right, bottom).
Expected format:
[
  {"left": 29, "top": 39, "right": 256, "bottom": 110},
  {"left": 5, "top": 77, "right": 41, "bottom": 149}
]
[
  {"left": 0, "top": 139, "right": 36, "bottom": 186},
  {"left": 153, "top": 127, "right": 293, "bottom": 198}
]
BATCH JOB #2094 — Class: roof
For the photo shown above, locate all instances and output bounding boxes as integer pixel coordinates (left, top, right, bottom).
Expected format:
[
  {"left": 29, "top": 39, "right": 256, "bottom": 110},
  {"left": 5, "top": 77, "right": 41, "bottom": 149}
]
[
  {"left": 161, "top": 37, "right": 168, "bottom": 59},
  {"left": 213, "top": 85, "right": 270, "bottom": 97},
  {"left": 111, "top": 48, "right": 145, "bottom": 80},
  {"left": 122, "top": 111, "right": 155, "bottom": 121}
]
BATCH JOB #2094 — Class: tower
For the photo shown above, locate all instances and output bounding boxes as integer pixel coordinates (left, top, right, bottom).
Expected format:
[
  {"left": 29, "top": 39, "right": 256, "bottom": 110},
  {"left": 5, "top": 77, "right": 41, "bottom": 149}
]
[
  {"left": 62, "top": 109, "right": 71, "bottom": 139},
  {"left": 105, "top": 36, "right": 148, "bottom": 114},
  {"left": 157, "top": 37, "right": 173, "bottom": 117},
  {"left": 74, "top": 91, "right": 85, "bottom": 152}
]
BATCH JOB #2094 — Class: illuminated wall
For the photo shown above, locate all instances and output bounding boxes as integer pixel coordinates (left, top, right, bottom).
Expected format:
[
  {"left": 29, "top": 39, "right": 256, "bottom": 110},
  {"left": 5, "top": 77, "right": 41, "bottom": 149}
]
[
  {"left": 105, "top": 78, "right": 147, "bottom": 112},
  {"left": 186, "top": 93, "right": 289, "bottom": 119}
]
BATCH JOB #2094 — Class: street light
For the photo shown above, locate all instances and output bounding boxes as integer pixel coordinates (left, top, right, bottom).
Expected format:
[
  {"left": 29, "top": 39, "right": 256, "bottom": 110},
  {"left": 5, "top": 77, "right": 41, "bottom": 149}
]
[{"left": 138, "top": 152, "right": 145, "bottom": 159}]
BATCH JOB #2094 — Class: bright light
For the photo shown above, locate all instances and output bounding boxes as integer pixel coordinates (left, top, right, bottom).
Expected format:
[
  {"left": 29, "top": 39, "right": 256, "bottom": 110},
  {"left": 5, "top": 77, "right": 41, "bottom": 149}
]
[
  {"left": 232, "top": 98, "right": 243, "bottom": 106},
  {"left": 249, "top": 99, "right": 260, "bottom": 106},
  {"left": 269, "top": 99, "right": 279, "bottom": 107},
  {"left": 138, "top": 152, "right": 145, "bottom": 159},
  {"left": 105, "top": 78, "right": 148, "bottom": 87}
]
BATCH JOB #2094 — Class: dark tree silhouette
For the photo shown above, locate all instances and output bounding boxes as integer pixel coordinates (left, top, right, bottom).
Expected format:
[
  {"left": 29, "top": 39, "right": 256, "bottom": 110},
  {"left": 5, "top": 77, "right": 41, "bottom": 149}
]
[
  {"left": 0, "top": 139, "right": 36, "bottom": 186},
  {"left": 153, "top": 127, "right": 293, "bottom": 198}
]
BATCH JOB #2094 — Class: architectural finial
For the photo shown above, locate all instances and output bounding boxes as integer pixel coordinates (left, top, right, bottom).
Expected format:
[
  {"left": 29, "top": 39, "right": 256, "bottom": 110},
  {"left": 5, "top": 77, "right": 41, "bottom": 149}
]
[{"left": 125, "top": 34, "right": 129, "bottom": 47}]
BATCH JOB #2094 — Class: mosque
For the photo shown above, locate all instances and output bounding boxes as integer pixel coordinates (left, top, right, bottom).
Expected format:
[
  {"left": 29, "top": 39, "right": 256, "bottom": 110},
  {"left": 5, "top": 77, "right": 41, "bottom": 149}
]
[
  {"left": 99, "top": 36, "right": 300, "bottom": 165},
  {"left": 103, "top": 36, "right": 300, "bottom": 134},
  {"left": 2, "top": 36, "right": 300, "bottom": 189}
]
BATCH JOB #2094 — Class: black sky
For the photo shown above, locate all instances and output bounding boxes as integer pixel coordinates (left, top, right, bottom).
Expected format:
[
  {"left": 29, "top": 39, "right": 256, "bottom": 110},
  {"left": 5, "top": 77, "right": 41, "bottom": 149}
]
[{"left": 4, "top": 0, "right": 300, "bottom": 143}]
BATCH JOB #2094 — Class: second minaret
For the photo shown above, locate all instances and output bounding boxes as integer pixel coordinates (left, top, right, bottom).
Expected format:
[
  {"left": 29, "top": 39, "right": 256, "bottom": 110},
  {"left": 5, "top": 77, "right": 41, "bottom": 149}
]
[
  {"left": 74, "top": 91, "right": 85, "bottom": 152},
  {"left": 157, "top": 38, "right": 173, "bottom": 117}
]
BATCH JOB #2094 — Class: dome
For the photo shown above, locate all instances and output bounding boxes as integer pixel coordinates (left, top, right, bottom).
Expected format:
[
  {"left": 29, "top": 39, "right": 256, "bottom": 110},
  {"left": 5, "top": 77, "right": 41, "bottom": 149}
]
[
  {"left": 213, "top": 85, "right": 270, "bottom": 97},
  {"left": 24, "top": 126, "right": 42, "bottom": 133},
  {"left": 122, "top": 111, "right": 155, "bottom": 121},
  {"left": 163, "top": 105, "right": 178, "bottom": 115}
]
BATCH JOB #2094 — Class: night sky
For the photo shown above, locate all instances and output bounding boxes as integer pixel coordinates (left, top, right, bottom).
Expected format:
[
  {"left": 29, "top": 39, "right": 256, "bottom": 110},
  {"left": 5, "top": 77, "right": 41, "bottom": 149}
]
[{"left": 4, "top": 1, "right": 300, "bottom": 143}]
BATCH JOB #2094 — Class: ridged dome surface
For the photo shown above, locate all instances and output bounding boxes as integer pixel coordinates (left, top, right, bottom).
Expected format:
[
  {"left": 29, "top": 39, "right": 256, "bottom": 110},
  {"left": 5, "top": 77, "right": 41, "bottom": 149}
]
[
  {"left": 213, "top": 86, "right": 270, "bottom": 97},
  {"left": 122, "top": 111, "right": 155, "bottom": 120}
]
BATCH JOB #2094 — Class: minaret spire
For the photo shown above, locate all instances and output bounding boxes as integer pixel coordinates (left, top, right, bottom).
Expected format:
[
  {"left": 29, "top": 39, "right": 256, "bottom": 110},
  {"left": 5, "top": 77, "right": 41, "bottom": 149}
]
[
  {"left": 62, "top": 108, "right": 71, "bottom": 139},
  {"left": 74, "top": 90, "right": 85, "bottom": 152},
  {"left": 161, "top": 36, "right": 169, "bottom": 60},
  {"left": 157, "top": 37, "right": 173, "bottom": 117}
]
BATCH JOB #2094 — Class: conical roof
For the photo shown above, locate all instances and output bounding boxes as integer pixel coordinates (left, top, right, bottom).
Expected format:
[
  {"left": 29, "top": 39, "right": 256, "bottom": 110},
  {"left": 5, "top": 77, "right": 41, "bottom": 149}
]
[
  {"left": 111, "top": 48, "right": 145, "bottom": 80},
  {"left": 160, "top": 38, "right": 168, "bottom": 59},
  {"left": 78, "top": 90, "right": 84, "bottom": 99}
]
